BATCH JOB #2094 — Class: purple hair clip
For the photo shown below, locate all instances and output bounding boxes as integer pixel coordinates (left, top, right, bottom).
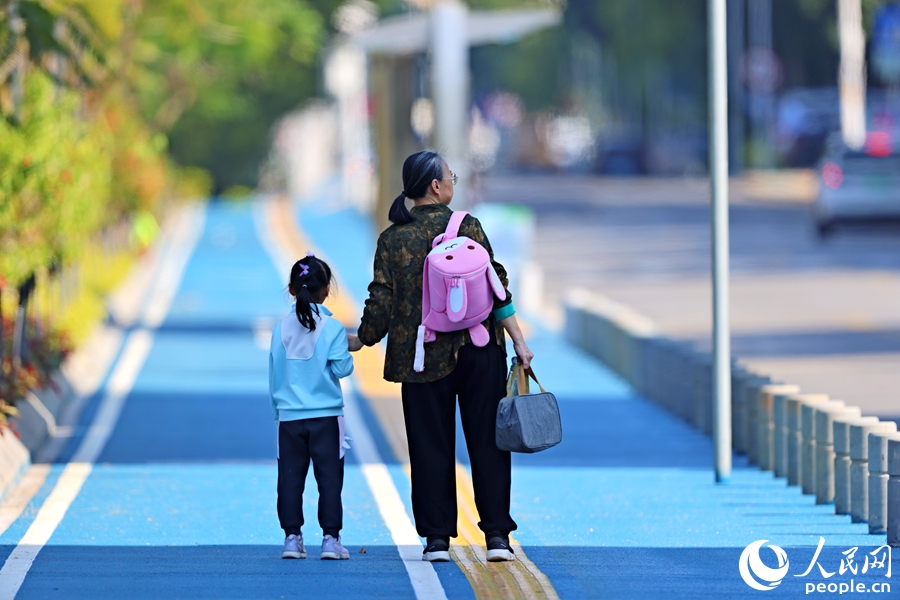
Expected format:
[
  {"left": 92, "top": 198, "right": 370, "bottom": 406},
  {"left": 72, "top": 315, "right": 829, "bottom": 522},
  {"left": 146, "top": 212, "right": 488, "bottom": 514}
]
[{"left": 299, "top": 263, "right": 309, "bottom": 277}]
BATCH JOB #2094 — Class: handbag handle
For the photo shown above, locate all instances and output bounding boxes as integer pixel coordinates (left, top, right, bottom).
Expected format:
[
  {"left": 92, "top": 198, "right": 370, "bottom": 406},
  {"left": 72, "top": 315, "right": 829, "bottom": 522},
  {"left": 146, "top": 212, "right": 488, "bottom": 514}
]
[
  {"left": 507, "top": 359, "right": 547, "bottom": 396},
  {"left": 524, "top": 366, "right": 547, "bottom": 394}
]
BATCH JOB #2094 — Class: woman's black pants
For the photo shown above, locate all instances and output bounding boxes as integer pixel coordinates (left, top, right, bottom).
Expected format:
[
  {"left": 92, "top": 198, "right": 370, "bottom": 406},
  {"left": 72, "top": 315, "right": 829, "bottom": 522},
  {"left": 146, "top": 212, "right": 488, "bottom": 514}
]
[{"left": 401, "top": 341, "right": 517, "bottom": 539}]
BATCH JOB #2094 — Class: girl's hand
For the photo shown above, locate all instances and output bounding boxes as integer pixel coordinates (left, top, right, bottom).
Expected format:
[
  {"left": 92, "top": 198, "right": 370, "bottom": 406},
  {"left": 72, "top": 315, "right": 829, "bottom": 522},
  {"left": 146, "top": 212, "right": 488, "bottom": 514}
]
[{"left": 347, "top": 333, "right": 364, "bottom": 352}]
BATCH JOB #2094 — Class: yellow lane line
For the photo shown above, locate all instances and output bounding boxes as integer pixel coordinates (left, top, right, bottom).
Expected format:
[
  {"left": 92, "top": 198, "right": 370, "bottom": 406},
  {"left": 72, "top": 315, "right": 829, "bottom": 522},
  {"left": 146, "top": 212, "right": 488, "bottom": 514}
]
[{"left": 266, "top": 196, "right": 558, "bottom": 600}]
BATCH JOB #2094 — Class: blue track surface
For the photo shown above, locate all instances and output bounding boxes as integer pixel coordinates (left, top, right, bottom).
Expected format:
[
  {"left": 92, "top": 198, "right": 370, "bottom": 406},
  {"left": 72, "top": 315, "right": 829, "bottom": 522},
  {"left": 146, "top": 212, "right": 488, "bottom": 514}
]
[
  {"left": 298, "top": 201, "right": 898, "bottom": 599},
  {"left": 0, "top": 200, "right": 894, "bottom": 599}
]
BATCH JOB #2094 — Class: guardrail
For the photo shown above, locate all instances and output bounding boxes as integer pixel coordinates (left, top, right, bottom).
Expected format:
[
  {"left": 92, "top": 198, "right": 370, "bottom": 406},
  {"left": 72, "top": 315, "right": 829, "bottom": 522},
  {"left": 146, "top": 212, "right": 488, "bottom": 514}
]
[{"left": 564, "top": 288, "right": 900, "bottom": 547}]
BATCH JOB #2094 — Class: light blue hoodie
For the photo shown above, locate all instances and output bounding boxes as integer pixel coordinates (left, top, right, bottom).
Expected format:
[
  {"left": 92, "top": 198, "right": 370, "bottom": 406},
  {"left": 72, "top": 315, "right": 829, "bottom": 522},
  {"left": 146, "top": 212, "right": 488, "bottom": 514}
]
[{"left": 268, "top": 304, "right": 353, "bottom": 422}]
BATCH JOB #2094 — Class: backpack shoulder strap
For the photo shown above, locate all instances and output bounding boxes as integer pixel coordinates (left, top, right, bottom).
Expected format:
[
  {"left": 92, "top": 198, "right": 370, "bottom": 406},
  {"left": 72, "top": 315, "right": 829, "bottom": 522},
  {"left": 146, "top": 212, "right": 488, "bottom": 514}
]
[{"left": 444, "top": 210, "right": 468, "bottom": 240}]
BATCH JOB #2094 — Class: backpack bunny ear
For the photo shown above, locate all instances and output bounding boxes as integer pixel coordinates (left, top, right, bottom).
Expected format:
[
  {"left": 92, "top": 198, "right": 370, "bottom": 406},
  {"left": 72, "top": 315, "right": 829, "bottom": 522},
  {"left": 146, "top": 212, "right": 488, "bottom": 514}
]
[
  {"left": 446, "top": 278, "right": 468, "bottom": 322},
  {"left": 488, "top": 265, "right": 506, "bottom": 301}
]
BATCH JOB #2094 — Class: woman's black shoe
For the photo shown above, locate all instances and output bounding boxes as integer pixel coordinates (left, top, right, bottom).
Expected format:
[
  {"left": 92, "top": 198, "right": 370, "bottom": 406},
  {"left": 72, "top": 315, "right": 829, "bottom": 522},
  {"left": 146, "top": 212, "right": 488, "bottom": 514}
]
[
  {"left": 422, "top": 536, "right": 451, "bottom": 562},
  {"left": 485, "top": 532, "right": 515, "bottom": 562}
]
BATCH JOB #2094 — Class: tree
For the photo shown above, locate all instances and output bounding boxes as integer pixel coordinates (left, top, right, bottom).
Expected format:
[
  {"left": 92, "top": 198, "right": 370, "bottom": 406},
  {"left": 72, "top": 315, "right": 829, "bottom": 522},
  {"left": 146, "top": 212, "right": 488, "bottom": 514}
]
[{"left": 126, "top": 0, "right": 326, "bottom": 190}]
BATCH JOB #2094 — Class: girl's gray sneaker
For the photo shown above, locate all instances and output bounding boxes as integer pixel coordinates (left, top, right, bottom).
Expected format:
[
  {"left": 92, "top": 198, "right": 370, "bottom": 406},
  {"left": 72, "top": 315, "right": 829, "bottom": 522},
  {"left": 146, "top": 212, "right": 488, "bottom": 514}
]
[
  {"left": 282, "top": 534, "right": 307, "bottom": 559},
  {"left": 321, "top": 535, "right": 350, "bottom": 560}
]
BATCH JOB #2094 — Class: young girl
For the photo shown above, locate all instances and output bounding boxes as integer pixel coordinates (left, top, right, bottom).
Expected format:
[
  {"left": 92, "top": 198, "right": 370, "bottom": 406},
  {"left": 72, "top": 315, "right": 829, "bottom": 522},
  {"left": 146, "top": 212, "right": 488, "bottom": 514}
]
[{"left": 269, "top": 255, "right": 353, "bottom": 560}]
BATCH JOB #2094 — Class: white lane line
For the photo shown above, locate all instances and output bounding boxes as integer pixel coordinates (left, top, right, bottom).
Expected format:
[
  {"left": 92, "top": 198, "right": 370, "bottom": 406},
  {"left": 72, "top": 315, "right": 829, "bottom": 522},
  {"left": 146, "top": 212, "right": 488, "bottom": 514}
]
[
  {"left": 70, "top": 329, "right": 153, "bottom": 465},
  {"left": 0, "top": 467, "right": 50, "bottom": 539},
  {"left": 0, "top": 463, "right": 91, "bottom": 600},
  {"left": 0, "top": 463, "right": 92, "bottom": 600},
  {"left": 341, "top": 378, "right": 448, "bottom": 600},
  {"left": 252, "top": 198, "right": 293, "bottom": 274},
  {"left": 142, "top": 205, "right": 202, "bottom": 329},
  {"left": 0, "top": 203, "right": 206, "bottom": 600}
]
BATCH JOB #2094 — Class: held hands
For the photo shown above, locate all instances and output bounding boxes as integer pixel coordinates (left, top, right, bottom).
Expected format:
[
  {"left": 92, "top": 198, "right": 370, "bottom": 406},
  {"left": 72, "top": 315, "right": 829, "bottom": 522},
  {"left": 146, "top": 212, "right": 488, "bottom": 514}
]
[{"left": 347, "top": 333, "right": 364, "bottom": 352}]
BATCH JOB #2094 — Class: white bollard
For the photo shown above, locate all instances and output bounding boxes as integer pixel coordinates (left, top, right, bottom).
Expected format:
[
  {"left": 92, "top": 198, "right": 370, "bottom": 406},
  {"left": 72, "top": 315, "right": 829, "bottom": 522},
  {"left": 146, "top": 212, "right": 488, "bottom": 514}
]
[
  {"left": 888, "top": 437, "right": 900, "bottom": 547},
  {"left": 773, "top": 392, "right": 794, "bottom": 478},
  {"left": 758, "top": 384, "right": 799, "bottom": 472},
  {"left": 850, "top": 420, "right": 897, "bottom": 523},
  {"left": 802, "top": 400, "right": 844, "bottom": 495},
  {"left": 731, "top": 367, "right": 750, "bottom": 454},
  {"left": 692, "top": 353, "right": 713, "bottom": 435},
  {"left": 786, "top": 394, "right": 828, "bottom": 488},
  {"left": 869, "top": 432, "right": 900, "bottom": 534},
  {"left": 815, "top": 405, "right": 861, "bottom": 505},
  {"left": 835, "top": 416, "right": 879, "bottom": 515},
  {"left": 744, "top": 376, "right": 771, "bottom": 466}
]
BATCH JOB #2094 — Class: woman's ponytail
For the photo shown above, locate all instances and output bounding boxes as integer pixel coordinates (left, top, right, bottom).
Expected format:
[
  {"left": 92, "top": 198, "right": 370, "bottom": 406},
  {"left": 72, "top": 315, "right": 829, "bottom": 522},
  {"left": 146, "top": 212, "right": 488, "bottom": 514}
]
[
  {"left": 388, "top": 151, "right": 445, "bottom": 225},
  {"left": 388, "top": 191, "right": 414, "bottom": 225}
]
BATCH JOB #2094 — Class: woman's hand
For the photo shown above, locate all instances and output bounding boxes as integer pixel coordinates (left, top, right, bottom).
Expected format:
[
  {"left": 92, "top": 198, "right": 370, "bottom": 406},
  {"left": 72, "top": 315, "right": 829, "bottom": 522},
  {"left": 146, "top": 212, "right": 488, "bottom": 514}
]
[
  {"left": 347, "top": 333, "right": 364, "bottom": 352},
  {"left": 498, "top": 314, "right": 534, "bottom": 369},
  {"left": 512, "top": 338, "right": 534, "bottom": 370}
]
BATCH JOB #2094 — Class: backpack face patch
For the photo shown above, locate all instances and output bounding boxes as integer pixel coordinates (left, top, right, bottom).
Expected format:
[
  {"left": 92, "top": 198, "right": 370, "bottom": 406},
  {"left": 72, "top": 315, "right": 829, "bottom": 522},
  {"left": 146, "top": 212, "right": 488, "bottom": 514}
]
[{"left": 428, "top": 236, "right": 491, "bottom": 275}]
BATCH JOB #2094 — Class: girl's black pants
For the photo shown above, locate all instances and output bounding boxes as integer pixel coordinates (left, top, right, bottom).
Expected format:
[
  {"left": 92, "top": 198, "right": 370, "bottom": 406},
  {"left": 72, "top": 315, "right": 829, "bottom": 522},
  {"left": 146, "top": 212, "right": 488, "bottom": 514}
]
[
  {"left": 401, "top": 341, "right": 517, "bottom": 539},
  {"left": 277, "top": 416, "right": 343, "bottom": 538}
]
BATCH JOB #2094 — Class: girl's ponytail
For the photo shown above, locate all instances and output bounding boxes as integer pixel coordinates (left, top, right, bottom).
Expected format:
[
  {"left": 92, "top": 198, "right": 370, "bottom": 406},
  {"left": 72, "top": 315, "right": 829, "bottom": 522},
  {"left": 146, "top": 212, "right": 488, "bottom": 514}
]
[
  {"left": 289, "top": 256, "right": 333, "bottom": 331},
  {"left": 294, "top": 285, "right": 315, "bottom": 330}
]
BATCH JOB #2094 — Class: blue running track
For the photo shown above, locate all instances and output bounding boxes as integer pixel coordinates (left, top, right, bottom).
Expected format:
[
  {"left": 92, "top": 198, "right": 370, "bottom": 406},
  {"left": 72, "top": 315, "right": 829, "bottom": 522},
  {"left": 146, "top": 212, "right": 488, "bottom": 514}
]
[{"left": 0, "top": 200, "right": 894, "bottom": 599}]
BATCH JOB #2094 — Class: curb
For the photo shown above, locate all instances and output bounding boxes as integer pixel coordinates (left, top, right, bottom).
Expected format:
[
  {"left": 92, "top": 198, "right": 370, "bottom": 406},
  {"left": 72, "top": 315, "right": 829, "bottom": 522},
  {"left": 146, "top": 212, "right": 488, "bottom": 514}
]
[
  {"left": 0, "top": 428, "right": 30, "bottom": 507},
  {"left": 1, "top": 369, "right": 77, "bottom": 504},
  {"left": 565, "top": 287, "right": 900, "bottom": 548},
  {"left": 11, "top": 371, "right": 74, "bottom": 457}
]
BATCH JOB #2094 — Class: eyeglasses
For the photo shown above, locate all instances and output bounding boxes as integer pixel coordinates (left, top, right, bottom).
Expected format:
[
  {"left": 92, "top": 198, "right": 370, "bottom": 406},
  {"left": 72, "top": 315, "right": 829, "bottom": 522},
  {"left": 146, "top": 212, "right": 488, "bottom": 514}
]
[{"left": 449, "top": 172, "right": 458, "bottom": 186}]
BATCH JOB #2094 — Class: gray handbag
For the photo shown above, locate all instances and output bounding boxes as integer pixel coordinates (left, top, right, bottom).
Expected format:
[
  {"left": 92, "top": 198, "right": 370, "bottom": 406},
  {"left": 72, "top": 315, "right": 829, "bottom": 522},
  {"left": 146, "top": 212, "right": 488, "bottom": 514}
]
[{"left": 495, "top": 359, "right": 562, "bottom": 453}]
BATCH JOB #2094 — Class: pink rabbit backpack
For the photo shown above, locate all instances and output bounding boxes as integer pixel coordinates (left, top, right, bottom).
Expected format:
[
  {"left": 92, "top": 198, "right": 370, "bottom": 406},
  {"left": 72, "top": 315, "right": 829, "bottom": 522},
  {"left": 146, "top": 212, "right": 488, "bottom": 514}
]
[{"left": 414, "top": 210, "right": 506, "bottom": 372}]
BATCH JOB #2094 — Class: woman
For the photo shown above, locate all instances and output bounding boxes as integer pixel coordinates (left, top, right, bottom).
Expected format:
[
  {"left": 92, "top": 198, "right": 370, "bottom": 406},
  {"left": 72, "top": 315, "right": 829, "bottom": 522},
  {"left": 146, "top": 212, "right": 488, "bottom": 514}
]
[{"left": 348, "top": 150, "right": 533, "bottom": 563}]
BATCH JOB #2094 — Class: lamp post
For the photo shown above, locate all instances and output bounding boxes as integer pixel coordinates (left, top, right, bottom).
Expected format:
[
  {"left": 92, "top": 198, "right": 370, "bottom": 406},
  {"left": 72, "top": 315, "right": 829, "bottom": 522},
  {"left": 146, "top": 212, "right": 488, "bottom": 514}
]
[
  {"left": 430, "top": 0, "right": 470, "bottom": 206},
  {"left": 709, "top": 0, "right": 732, "bottom": 484}
]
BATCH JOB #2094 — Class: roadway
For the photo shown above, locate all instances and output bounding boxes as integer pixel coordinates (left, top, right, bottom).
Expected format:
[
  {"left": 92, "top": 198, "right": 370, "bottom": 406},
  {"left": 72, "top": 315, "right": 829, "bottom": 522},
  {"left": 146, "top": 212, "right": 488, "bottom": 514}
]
[{"left": 481, "top": 173, "right": 900, "bottom": 422}]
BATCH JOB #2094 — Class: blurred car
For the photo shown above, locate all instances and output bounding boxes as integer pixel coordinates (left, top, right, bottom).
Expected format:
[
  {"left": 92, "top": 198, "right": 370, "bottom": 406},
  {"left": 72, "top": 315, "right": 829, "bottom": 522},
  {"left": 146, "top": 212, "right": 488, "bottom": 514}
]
[
  {"left": 813, "top": 132, "right": 900, "bottom": 236},
  {"left": 593, "top": 134, "right": 647, "bottom": 175}
]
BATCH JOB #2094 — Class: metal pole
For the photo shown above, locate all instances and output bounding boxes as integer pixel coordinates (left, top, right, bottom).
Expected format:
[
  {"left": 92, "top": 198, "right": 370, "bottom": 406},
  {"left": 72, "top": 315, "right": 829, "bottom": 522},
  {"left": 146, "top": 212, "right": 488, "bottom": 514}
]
[
  {"left": 838, "top": 0, "right": 867, "bottom": 150},
  {"left": 709, "top": 0, "right": 732, "bottom": 484},
  {"left": 430, "top": 0, "right": 470, "bottom": 207}
]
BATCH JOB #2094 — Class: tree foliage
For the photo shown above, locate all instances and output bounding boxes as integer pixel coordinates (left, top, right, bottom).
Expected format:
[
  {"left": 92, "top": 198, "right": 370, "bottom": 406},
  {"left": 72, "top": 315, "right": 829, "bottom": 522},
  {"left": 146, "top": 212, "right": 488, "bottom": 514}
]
[
  {"left": 1, "top": 0, "right": 330, "bottom": 289},
  {"left": 126, "top": 0, "right": 326, "bottom": 189},
  {"left": 0, "top": 72, "right": 114, "bottom": 286}
]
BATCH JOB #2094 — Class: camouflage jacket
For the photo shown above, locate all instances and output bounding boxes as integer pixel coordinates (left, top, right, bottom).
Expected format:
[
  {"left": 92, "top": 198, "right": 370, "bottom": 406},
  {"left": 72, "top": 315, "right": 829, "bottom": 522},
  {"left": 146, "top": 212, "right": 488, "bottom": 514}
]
[{"left": 357, "top": 203, "right": 513, "bottom": 383}]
